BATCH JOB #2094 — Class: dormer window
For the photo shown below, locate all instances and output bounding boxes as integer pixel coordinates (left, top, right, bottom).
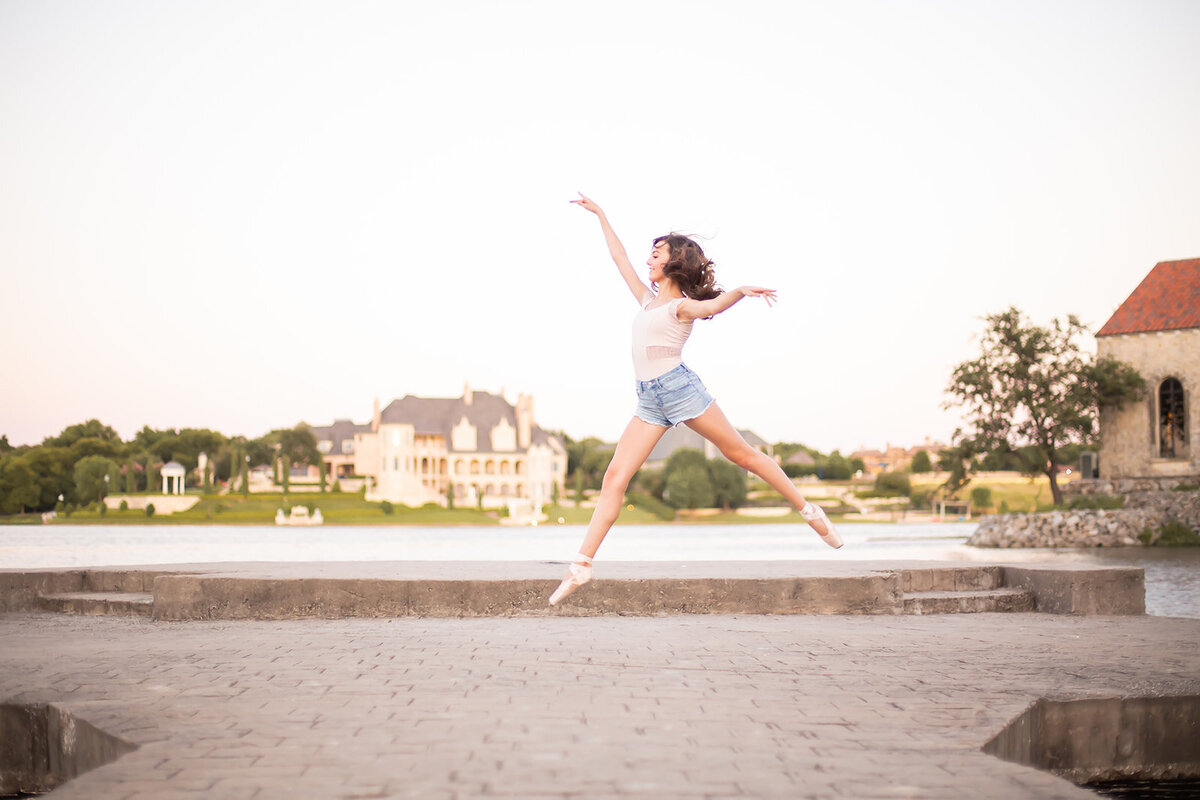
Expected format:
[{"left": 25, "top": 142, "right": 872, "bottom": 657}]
[{"left": 317, "top": 440, "right": 333, "bottom": 454}]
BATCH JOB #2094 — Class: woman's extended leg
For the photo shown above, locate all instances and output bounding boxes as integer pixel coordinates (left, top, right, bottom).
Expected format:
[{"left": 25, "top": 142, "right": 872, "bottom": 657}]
[
  {"left": 549, "top": 416, "right": 667, "bottom": 605},
  {"left": 578, "top": 416, "right": 669, "bottom": 558},
  {"left": 684, "top": 402, "right": 843, "bottom": 547}
]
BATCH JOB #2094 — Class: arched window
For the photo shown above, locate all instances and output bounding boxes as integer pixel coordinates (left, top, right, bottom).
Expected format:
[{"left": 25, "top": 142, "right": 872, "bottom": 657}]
[
  {"left": 500, "top": 460, "right": 511, "bottom": 475},
  {"left": 1159, "top": 378, "right": 1188, "bottom": 458},
  {"left": 470, "top": 460, "right": 480, "bottom": 475},
  {"left": 455, "top": 459, "right": 465, "bottom": 475},
  {"left": 514, "top": 460, "right": 525, "bottom": 476},
  {"left": 485, "top": 460, "right": 496, "bottom": 475},
  {"left": 500, "top": 484, "right": 510, "bottom": 497}
]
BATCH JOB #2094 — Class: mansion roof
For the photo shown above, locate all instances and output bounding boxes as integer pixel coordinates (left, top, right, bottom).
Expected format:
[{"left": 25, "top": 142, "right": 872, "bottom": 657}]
[
  {"left": 1097, "top": 258, "right": 1200, "bottom": 337},
  {"left": 380, "top": 391, "right": 556, "bottom": 451},
  {"left": 309, "top": 418, "right": 372, "bottom": 454}
]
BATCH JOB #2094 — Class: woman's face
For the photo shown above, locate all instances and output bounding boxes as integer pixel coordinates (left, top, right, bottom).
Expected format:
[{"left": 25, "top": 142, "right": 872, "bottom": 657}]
[{"left": 647, "top": 241, "right": 670, "bottom": 283}]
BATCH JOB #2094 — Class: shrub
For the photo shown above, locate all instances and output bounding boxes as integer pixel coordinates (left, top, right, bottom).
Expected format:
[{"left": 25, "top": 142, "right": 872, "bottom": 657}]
[
  {"left": 1067, "top": 495, "right": 1125, "bottom": 510},
  {"left": 998, "top": 500, "right": 1010, "bottom": 514},
  {"left": 873, "top": 471, "right": 911, "bottom": 497},
  {"left": 970, "top": 486, "right": 992, "bottom": 511},
  {"left": 1155, "top": 521, "right": 1200, "bottom": 547},
  {"left": 145, "top": 503, "right": 155, "bottom": 518},
  {"left": 1171, "top": 483, "right": 1200, "bottom": 492},
  {"left": 118, "top": 499, "right": 129, "bottom": 511},
  {"left": 909, "top": 488, "right": 929, "bottom": 510},
  {"left": 627, "top": 491, "right": 675, "bottom": 521},
  {"left": 98, "top": 503, "right": 107, "bottom": 516},
  {"left": 909, "top": 450, "right": 933, "bottom": 473},
  {"left": 380, "top": 500, "right": 394, "bottom": 515}
]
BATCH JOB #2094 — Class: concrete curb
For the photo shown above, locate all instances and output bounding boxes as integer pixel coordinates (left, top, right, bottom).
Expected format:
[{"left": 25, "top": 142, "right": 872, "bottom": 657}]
[{"left": 0, "top": 560, "right": 1147, "bottom": 620}]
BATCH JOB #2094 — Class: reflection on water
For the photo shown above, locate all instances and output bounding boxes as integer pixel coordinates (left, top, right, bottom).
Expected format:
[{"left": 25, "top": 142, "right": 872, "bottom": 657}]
[{"left": 2, "top": 522, "right": 1197, "bottom": 619}]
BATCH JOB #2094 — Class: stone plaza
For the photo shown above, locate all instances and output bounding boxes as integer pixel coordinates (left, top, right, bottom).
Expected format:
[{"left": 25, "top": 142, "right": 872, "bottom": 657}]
[{"left": 2, "top": 561, "right": 1198, "bottom": 798}]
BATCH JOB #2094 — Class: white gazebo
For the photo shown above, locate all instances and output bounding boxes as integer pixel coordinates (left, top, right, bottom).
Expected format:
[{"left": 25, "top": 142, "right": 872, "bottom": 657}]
[{"left": 161, "top": 461, "right": 186, "bottom": 495}]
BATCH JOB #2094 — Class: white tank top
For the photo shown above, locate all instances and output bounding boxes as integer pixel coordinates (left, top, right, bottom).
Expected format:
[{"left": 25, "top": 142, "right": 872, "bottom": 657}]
[{"left": 631, "top": 291, "right": 694, "bottom": 381}]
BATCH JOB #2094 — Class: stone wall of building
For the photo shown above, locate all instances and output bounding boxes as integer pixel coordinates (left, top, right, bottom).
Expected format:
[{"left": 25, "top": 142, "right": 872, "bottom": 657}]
[
  {"left": 967, "top": 490, "right": 1200, "bottom": 548},
  {"left": 1097, "top": 327, "right": 1200, "bottom": 479}
]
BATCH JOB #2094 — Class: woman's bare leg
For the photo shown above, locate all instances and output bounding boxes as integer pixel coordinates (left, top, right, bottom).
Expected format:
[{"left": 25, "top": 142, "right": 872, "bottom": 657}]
[
  {"left": 684, "top": 402, "right": 841, "bottom": 544},
  {"left": 576, "top": 416, "right": 669, "bottom": 559}
]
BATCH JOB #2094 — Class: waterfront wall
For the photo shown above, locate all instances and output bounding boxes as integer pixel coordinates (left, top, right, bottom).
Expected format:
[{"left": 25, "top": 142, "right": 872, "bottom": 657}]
[{"left": 969, "top": 490, "right": 1200, "bottom": 548}]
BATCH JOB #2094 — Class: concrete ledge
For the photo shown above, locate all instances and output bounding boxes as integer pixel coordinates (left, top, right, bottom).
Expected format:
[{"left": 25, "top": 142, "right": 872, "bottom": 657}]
[
  {"left": 0, "top": 560, "right": 1147, "bottom": 619},
  {"left": 152, "top": 572, "right": 903, "bottom": 620},
  {"left": 1003, "top": 564, "right": 1146, "bottom": 615}
]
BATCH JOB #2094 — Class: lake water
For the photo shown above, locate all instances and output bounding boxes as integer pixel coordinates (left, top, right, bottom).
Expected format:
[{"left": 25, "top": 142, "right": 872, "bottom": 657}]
[{"left": 2, "top": 522, "right": 1198, "bottom": 619}]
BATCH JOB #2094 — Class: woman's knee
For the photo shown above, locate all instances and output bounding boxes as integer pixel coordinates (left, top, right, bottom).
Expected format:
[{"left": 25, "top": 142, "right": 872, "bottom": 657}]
[
  {"left": 600, "top": 466, "right": 634, "bottom": 495},
  {"left": 723, "top": 445, "right": 759, "bottom": 470}
]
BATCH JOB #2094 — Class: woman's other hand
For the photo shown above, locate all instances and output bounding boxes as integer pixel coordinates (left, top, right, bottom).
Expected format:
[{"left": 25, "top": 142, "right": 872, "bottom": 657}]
[
  {"left": 738, "top": 286, "right": 777, "bottom": 307},
  {"left": 570, "top": 192, "right": 603, "bottom": 215}
]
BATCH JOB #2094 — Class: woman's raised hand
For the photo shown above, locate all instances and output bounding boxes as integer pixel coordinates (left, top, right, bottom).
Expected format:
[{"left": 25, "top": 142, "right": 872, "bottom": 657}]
[
  {"left": 570, "top": 192, "right": 603, "bottom": 215},
  {"left": 738, "top": 286, "right": 778, "bottom": 307}
]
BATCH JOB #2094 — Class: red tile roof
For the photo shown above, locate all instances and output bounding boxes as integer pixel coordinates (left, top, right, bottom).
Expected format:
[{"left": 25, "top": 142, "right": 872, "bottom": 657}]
[{"left": 1096, "top": 258, "right": 1200, "bottom": 337}]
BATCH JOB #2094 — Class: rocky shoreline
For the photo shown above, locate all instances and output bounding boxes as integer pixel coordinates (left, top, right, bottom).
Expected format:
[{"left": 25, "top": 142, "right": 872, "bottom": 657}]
[{"left": 968, "top": 489, "right": 1200, "bottom": 548}]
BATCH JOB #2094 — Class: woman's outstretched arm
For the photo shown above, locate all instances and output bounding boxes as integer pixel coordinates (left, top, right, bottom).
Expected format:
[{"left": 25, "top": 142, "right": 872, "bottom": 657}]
[
  {"left": 571, "top": 193, "right": 649, "bottom": 303},
  {"left": 677, "top": 286, "right": 777, "bottom": 322}
]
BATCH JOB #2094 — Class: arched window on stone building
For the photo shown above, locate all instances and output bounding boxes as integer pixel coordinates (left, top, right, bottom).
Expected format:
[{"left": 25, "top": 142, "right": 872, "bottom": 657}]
[{"left": 1158, "top": 377, "right": 1188, "bottom": 459}]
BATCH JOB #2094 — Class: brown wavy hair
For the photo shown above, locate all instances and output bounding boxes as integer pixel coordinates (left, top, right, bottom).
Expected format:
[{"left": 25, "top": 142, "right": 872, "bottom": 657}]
[{"left": 653, "top": 233, "right": 721, "bottom": 300}]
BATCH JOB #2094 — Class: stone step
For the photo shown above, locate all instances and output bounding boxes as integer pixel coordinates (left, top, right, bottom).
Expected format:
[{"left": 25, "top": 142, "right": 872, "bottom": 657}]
[
  {"left": 900, "top": 566, "right": 1005, "bottom": 593},
  {"left": 903, "top": 587, "right": 1035, "bottom": 615},
  {"left": 36, "top": 592, "right": 154, "bottom": 617}
]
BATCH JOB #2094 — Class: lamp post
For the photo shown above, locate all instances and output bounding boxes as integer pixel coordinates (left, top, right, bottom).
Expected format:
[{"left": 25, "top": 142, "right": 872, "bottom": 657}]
[{"left": 102, "top": 473, "right": 109, "bottom": 506}]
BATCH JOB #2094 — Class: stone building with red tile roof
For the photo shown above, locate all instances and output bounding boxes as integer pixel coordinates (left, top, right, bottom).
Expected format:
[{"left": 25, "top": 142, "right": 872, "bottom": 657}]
[{"left": 1096, "top": 258, "right": 1200, "bottom": 480}]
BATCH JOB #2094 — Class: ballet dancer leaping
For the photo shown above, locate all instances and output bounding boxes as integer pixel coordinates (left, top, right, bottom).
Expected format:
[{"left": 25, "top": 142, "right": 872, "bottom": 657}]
[{"left": 549, "top": 193, "right": 844, "bottom": 606}]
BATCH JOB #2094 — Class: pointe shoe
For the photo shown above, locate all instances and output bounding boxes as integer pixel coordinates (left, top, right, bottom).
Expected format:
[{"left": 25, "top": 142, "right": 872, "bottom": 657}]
[
  {"left": 801, "top": 503, "right": 844, "bottom": 549},
  {"left": 549, "top": 558, "right": 593, "bottom": 606}
]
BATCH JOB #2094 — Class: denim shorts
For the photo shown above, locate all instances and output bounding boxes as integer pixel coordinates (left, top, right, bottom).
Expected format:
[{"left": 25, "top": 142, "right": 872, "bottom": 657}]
[{"left": 634, "top": 363, "right": 715, "bottom": 428}]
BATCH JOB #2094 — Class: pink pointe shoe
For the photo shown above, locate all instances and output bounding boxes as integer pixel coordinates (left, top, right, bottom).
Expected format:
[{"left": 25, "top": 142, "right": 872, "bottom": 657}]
[
  {"left": 549, "top": 555, "right": 593, "bottom": 606},
  {"left": 801, "top": 502, "right": 844, "bottom": 549}
]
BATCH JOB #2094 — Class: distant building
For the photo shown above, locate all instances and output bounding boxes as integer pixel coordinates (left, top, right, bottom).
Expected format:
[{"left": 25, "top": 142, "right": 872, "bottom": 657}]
[
  {"left": 309, "top": 418, "right": 373, "bottom": 483},
  {"left": 642, "top": 426, "right": 772, "bottom": 471},
  {"left": 784, "top": 450, "right": 816, "bottom": 468},
  {"left": 1096, "top": 258, "right": 1200, "bottom": 481},
  {"left": 352, "top": 384, "right": 567, "bottom": 507},
  {"left": 851, "top": 438, "right": 944, "bottom": 475}
]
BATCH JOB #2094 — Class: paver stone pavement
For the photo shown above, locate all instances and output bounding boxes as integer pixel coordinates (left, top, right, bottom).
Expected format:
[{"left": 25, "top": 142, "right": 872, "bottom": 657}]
[{"left": 1, "top": 611, "right": 1198, "bottom": 799}]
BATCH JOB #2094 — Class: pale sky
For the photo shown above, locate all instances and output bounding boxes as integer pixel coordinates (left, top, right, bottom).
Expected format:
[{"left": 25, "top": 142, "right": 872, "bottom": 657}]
[{"left": 2, "top": 0, "right": 1199, "bottom": 453}]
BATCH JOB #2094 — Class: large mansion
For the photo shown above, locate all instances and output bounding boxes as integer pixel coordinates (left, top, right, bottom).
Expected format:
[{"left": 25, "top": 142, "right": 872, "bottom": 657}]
[{"left": 309, "top": 385, "right": 567, "bottom": 508}]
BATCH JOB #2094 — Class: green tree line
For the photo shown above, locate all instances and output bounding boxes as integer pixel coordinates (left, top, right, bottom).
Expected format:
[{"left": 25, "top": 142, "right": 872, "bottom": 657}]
[{"left": 0, "top": 420, "right": 325, "bottom": 514}]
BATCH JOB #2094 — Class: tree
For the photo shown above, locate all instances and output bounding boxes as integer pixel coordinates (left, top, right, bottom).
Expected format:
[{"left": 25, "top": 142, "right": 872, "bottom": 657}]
[
  {"left": 43, "top": 420, "right": 120, "bottom": 448},
  {"left": 74, "top": 456, "right": 120, "bottom": 504},
  {"left": 124, "top": 458, "right": 138, "bottom": 493},
  {"left": 909, "top": 450, "right": 933, "bottom": 473},
  {"left": 664, "top": 462, "right": 714, "bottom": 509},
  {"left": 819, "top": 451, "right": 853, "bottom": 480},
  {"left": 944, "top": 307, "right": 1144, "bottom": 506},
  {"left": 0, "top": 459, "right": 40, "bottom": 513},
  {"left": 0, "top": 435, "right": 12, "bottom": 453},
  {"left": 281, "top": 456, "right": 291, "bottom": 496},
  {"left": 663, "top": 448, "right": 707, "bottom": 484},
  {"left": 708, "top": 459, "right": 748, "bottom": 510}
]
